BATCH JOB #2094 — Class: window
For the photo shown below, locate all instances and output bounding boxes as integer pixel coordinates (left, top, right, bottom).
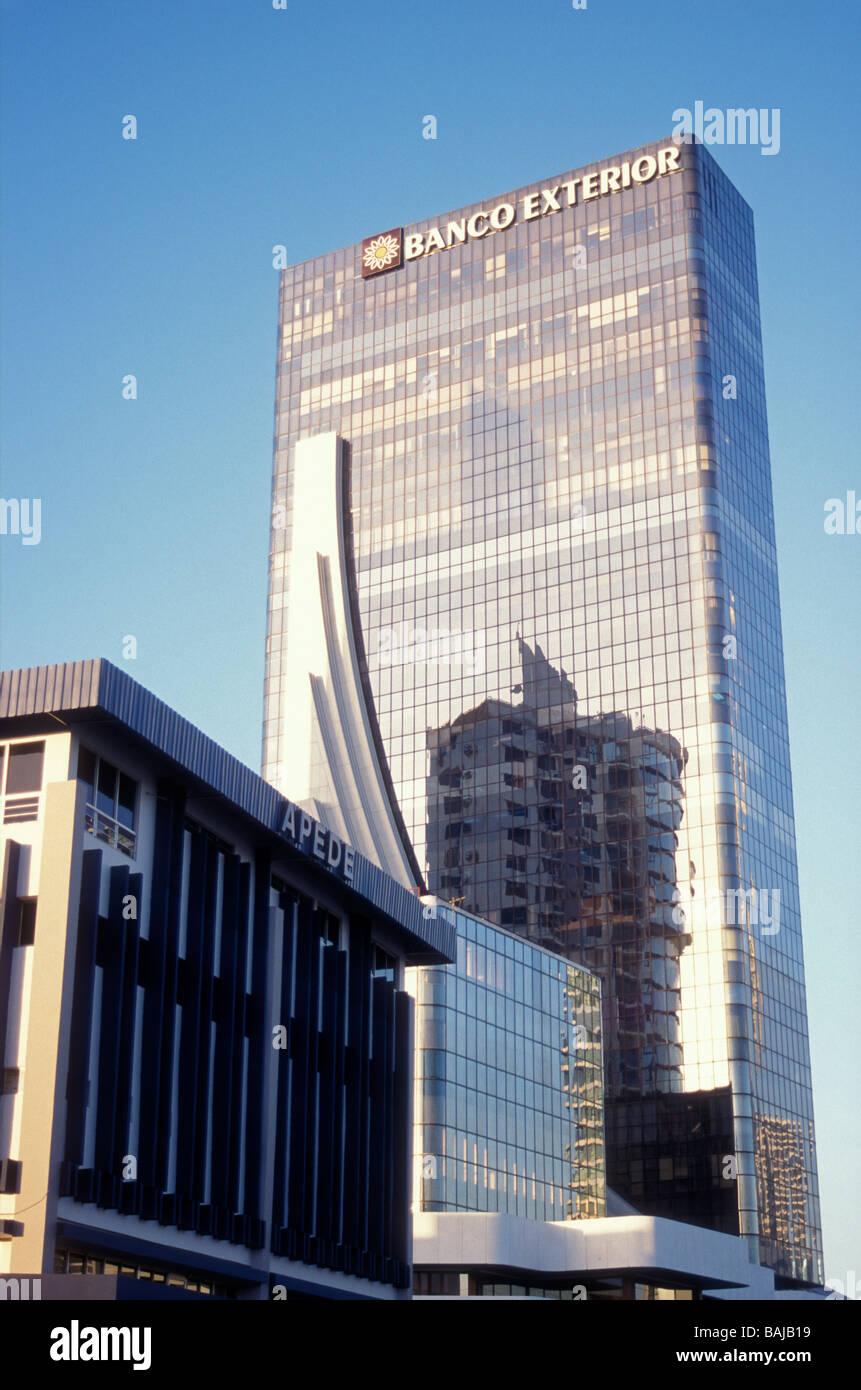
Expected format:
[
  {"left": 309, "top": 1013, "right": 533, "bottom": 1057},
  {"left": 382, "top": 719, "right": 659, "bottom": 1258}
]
[
  {"left": 371, "top": 945, "right": 396, "bottom": 983},
  {"left": 97, "top": 759, "right": 116, "bottom": 817},
  {"left": 77, "top": 747, "right": 137, "bottom": 856},
  {"left": 6, "top": 742, "right": 44, "bottom": 794},
  {"left": 413, "top": 1270, "right": 459, "bottom": 1295},
  {"left": 17, "top": 899, "right": 36, "bottom": 946},
  {"left": 1, "top": 740, "right": 45, "bottom": 823}
]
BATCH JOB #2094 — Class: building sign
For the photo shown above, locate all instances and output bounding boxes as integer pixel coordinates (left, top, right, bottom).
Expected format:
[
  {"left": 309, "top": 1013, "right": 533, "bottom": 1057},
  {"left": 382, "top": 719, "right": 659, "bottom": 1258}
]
[
  {"left": 361, "top": 145, "right": 682, "bottom": 273},
  {"left": 278, "top": 800, "right": 356, "bottom": 884},
  {"left": 361, "top": 228, "right": 403, "bottom": 278}
]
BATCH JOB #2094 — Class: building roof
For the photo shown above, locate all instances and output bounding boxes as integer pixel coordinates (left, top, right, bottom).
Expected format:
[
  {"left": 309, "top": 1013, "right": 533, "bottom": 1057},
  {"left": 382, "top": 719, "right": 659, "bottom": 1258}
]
[{"left": 0, "top": 659, "right": 454, "bottom": 964}]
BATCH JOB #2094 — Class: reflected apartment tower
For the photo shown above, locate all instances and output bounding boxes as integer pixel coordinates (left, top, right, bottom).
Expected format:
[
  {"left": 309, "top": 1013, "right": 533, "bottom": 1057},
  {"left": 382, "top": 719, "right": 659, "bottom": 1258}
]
[
  {"left": 263, "top": 137, "right": 823, "bottom": 1283},
  {"left": 428, "top": 637, "right": 690, "bottom": 1100},
  {"left": 426, "top": 639, "right": 739, "bottom": 1229}
]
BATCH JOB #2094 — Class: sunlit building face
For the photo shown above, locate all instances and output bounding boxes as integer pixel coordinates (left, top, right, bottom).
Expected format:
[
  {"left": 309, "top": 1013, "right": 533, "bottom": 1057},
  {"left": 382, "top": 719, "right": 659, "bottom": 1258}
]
[{"left": 263, "top": 138, "right": 823, "bottom": 1284}]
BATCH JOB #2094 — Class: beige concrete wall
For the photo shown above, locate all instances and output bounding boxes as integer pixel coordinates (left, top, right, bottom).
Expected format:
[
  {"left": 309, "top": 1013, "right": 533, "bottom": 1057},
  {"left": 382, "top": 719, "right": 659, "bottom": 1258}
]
[{"left": 10, "top": 777, "right": 82, "bottom": 1273}]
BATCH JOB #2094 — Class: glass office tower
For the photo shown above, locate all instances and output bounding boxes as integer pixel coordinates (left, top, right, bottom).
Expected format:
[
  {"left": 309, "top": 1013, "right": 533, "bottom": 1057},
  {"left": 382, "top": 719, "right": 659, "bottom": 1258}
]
[
  {"left": 405, "top": 907, "right": 605, "bottom": 1224},
  {"left": 263, "top": 137, "right": 822, "bottom": 1283}
]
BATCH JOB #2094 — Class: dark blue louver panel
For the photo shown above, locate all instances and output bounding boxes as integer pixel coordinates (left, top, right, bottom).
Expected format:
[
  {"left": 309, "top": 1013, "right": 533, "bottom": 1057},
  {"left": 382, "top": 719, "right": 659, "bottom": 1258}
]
[
  {"left": 138, "top": 781, "right": 186, "bottom": 1192},
  {"left": 64, "top": 848, "right": 102, "bottom": 1170},
  {"left": 243, "top": 849, "right": 271, "bottom": 1226},
  {"left": 94, "top": 864, "right": 135, "bottom": 1178},
  {"left": 0, "top": 840, "right": 23, "bottom": 1184},
  {"left": 271, "top": 902, "right": 411, "bottom": 1288},
  {"left": 61, "top": 814, "right": 267, "bottom": 1253},
  {"left": 176, "top": 825, "right": 210, "bottom": 1206},
  {"left": 0, "top": 837, "right": 23, "bottom": 1193},
  {"left": 60, "top": 848, "right": 413, "bottom": 1286},
  {"left": 0, "top": 841, "right": 22, "bottom": 1059}
]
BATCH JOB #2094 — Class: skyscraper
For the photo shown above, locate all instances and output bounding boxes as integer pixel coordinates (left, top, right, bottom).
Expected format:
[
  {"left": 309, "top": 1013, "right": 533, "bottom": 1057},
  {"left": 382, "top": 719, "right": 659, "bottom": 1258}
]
[{"left": 263, "top": 137, "right": 822, "bottom": 1284}]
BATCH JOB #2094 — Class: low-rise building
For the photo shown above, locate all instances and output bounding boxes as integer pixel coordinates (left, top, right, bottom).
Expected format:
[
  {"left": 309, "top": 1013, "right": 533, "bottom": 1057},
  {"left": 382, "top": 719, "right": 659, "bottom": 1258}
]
[{"left": 0, "top": 659, "right": 453, "bottom": 1300}]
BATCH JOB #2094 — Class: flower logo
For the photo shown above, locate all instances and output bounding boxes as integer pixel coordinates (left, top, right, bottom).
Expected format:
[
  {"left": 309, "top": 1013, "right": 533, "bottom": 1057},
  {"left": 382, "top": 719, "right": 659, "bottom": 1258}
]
[
  {"left": 361, "top": 228, "right": 403, "bottom": 277},
  {"left": 364, "top": 234, "right": 399, "bottom": 271}
]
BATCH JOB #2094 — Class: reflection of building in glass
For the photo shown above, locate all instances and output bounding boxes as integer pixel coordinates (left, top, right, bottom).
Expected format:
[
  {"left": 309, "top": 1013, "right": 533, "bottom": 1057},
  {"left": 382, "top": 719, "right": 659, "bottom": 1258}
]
[
  {"left": 755, "top": 1115, "right": 819, "bottom": 1278},
  {"left": 426, "top": 640, "right": 581, "bottom": 948},
  {"left": 264, "top": 136, "right": 823, "bottom": 1283},
  {"left": 572, "top": 710, "right": 688, "bottom": 1099},
  {"left": 406, "top": 907, "right": 605, "bottom": 1224},
  {"left": 427, "top": 639, "right": 690, "bottom": 1103},
  {"left": 607, "top": 1089, "right": 736, "bottom": 1237},
  {"left": 426, "top": 641, "right": 732, "bottom": 1227}
]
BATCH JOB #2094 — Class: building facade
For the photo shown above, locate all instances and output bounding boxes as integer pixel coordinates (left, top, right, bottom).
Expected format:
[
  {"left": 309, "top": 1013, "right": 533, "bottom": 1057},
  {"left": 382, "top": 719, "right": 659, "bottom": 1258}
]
[
  {"left": 423, "top": 641, "right": 743, "bottom": 1238},
  {"left": 263, "top": 137, "right": 822, "bottom": 1283},
  {"left": 407, "top": 905, "right": 605, "bottom": 1226},
  {"left": 404, "top": 904, "right": 789, "bottom": 1301},
  {"left": 0, "top": 660, "right": 453, "bottom": 1299}
]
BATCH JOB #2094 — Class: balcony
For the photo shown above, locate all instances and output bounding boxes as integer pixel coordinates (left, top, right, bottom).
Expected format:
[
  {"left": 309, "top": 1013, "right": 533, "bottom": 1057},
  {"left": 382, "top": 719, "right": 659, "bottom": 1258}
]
[{"left": 84, "top": 803, "right": 136, "bottom": 857}]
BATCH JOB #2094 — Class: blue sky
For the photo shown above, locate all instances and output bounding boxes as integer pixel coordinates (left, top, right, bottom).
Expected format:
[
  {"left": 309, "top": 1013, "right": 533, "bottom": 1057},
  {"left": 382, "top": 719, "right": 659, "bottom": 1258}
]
[{"left": 1, "top": 0, "right": 858, "bottom": 1283}]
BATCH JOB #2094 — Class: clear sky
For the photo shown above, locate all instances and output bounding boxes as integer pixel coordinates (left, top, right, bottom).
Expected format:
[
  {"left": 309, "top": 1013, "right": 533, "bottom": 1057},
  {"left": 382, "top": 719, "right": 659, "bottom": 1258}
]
[{"left": 1, "top": 0, "right": 858, "bottom": 1286}]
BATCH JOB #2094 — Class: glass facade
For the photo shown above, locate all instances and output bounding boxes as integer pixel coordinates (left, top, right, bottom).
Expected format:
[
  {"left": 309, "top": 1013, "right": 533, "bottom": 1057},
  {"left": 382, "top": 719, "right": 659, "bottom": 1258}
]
[
  {"left": 406, "top": 909, "right": 605, "bottom": 1222},
  {"left": 264, "top": 137, "right": 822, "bottom": 1281}
]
